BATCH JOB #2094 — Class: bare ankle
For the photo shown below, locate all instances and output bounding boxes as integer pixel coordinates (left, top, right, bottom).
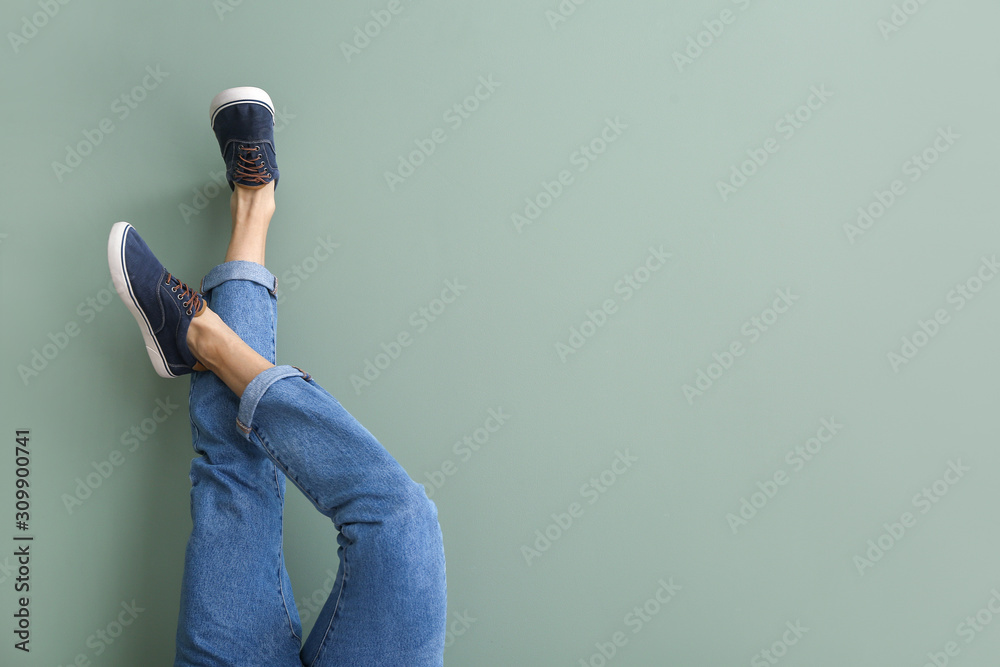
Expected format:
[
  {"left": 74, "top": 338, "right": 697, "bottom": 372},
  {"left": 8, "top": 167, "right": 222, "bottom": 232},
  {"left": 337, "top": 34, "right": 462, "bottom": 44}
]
[
  {"left": 230, "top": 194, "right": 273, "bottom": 249},
  {"left": 186, "top": 308, "right": 220, "bottom": 367},
  {"left": 186, "top": 311, "right": 275, "bottom": 396},
  {"left": 226, "top": 186, "right": 273, "bottom": 265},
  {"left": 232, "top": 182, "right": 275, "bottom": 217}
]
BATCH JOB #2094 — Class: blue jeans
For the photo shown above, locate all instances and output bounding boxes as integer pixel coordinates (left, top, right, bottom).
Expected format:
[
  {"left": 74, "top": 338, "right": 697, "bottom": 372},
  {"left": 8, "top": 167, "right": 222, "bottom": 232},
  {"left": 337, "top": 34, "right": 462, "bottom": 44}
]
[{"left": 174, "top": 261, "right": 447, "bottom": 666}]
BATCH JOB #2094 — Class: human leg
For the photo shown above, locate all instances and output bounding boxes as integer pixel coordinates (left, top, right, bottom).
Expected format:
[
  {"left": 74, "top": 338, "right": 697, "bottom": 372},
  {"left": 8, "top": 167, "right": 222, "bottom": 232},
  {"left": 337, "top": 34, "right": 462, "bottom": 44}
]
[
  {"left": 111, "top": 82, "right": 446, "bottom": 665},
  {"left": 184, "top": 178, "right": 449, "bottom": 663},
  {"left": 186, "top": 181, "right": 277, "bottom": 398},
  {"left": 199, "top": 85, "right": 452, "bottom": 660},
  {"left": 174, "top": 257, "right": 303, "bottom": 666},
  {"left": 174, "top": 180, "right": 308, "bottom": 665},
  {"left": 237, "top": 368, "right": 448, "bottom": 667},
  {"left": 107, "top": 216, "right": 303, "bottom": 666},
  {"left": 180, "top": 276, "right": 449, "bottom": 665},
  {"left": 108, "top": 86, "right": 303, "bottom": 665}
]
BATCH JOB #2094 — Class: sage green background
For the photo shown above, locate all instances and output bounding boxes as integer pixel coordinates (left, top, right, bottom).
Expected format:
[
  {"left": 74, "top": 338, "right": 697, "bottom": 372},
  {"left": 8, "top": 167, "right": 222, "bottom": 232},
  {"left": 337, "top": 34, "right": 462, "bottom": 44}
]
[{"left": 2, "top": 0, "right": 999, "bottom": 665}]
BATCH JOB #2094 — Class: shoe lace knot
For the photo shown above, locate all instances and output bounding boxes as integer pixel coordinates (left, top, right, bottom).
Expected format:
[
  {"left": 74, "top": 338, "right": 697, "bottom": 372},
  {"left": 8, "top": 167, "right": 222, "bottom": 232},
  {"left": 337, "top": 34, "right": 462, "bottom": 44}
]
[
  {"left": 165, "top": 274, "right": 204, "bottom": 316},
  {"left": 234, "top": 144, "right": 271, "bottom": 185}
]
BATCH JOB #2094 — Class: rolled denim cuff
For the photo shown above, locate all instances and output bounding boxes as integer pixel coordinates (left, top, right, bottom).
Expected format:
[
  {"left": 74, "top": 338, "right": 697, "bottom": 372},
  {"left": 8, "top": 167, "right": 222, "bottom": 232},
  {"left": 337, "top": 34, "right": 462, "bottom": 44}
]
[
  {"left": 236, "top": 364, "right": 312, "bottom": 436},
  {"left": 201, "top": 260, "right": 278, "bottom": 295}
]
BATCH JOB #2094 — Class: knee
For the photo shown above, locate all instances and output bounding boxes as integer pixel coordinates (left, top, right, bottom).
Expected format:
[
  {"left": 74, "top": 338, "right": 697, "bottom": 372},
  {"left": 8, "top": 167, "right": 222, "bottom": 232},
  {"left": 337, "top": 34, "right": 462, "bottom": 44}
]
[
  {"left": 389, "top": 482, "right": 444, "bottom": 568},
  {"left": 377, "top": 481, "right": 441, "bottom": 551},
  {"left": 393, "top": 481, "right": 439, "bottom": 526}
]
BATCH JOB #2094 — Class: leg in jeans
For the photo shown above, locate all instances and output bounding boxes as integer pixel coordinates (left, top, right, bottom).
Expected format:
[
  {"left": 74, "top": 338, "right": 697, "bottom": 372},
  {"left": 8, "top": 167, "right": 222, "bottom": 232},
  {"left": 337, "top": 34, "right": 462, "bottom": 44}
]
[
  {"left": 175, "top": 183, "right": 301, "bottom": 666},
  {"left": 237, "top": 368, "right": 448, "bottom": 666},
  {"left": 179, "top": 182, "right": 447, "bottom": 665}
]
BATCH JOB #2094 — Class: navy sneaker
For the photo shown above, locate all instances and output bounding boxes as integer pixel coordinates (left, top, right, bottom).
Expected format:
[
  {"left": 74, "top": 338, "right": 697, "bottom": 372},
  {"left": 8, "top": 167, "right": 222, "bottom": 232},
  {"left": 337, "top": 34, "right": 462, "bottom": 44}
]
[
  {"left": 209, "top": 86, "right": 279, "bottom": 191},
  {"left": 107, "top": 222, "right": 206, "bottom": 378}
]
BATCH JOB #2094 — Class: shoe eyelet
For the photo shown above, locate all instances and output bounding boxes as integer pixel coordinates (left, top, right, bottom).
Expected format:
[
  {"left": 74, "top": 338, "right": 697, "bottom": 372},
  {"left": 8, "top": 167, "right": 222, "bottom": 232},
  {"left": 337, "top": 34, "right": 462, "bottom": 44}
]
[
  {"left": 171, "top": 286, "right": 178, "bottom": 292},
  {"left": 177, "top": 294, "right": 184, "bottom": 300}
]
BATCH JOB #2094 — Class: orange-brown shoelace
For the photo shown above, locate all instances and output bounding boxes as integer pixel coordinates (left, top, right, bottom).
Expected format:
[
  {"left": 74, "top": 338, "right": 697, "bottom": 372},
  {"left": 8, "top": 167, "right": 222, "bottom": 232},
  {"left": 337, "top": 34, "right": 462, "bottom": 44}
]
[
  {"left": 165, "top": 273, "right": 205, "bottom": 316},
  {"left": 234, "top": 144, "right": 271, "bottom": 186}
]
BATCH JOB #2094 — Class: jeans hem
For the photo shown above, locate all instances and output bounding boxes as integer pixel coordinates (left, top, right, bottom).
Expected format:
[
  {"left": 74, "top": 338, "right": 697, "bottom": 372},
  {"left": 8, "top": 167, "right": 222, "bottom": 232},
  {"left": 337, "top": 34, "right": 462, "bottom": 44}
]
[
  {"left": 236, "top": 365, "right": 311, "bottom": 437},
  {"left": 201, "top": 260, "right": 278, "bottom": 295}
]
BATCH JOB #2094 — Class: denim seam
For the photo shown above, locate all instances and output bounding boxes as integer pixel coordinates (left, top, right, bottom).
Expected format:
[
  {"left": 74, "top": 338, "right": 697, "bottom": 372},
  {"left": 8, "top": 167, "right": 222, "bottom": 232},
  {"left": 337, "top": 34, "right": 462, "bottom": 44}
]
[
  {"left": 270, "top": 299, "right": 276, "bottom": 365},
  {"left": 274, "top": 471, "right": 301, "bottom": 642},
  {"left": 307, "top": 551, "right": 347, "bottom": 667},
  {"left": 250, "top": 427, "right": 322, "bottom": 509},
  {"left": 270, "top": 461, "right": 283, "bottom": 501},
  {"left": 277, "top": 556, "right": 300, "bottom": 641},
  {"left": 188, "top": 374, "right": 201, "bottom": 451}
]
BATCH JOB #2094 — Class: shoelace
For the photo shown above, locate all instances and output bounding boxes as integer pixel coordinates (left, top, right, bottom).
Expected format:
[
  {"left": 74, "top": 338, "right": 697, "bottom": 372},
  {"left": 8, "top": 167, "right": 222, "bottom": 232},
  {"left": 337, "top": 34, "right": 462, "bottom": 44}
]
[
  {"left": 233, "top": 144, "right": 271, "bottom": 186},
  {"left": 165, "top": 274, "right": 204, "bottom": 316}
]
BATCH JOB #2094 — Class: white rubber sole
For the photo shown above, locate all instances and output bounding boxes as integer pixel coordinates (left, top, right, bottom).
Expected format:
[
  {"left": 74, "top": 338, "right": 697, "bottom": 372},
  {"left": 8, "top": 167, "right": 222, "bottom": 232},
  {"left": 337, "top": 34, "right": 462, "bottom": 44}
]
[
  {"left": 107, "top": 222, "right": 176, "bottom": 378},
  {"left": 209, "top": 86, "right": 275, "bottom": 128}
]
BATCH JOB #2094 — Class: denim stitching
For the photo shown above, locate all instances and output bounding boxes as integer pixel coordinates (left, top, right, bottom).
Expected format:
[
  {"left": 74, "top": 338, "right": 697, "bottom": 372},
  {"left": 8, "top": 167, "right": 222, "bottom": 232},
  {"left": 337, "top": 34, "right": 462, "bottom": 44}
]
[
  {"left": 277, "top": 557, "right": 300, "bottom": 641},
  {"left": 270, "top": 292, "right": 276, "bottom": 365},
  {"left": 250, "top": 429, "right": 323, "bottom": 517},
  {"left": 270, "top": 459, "right": 283, "bottom": 501},
  {"left": 274, "top": 473, "right": 301, "bottom": 642},
  {"left": 188, "top": 373, "right": 201, "bottom": 451},
  {"left": 307, "top": 552, "right": 347, "bottom": 667}
]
